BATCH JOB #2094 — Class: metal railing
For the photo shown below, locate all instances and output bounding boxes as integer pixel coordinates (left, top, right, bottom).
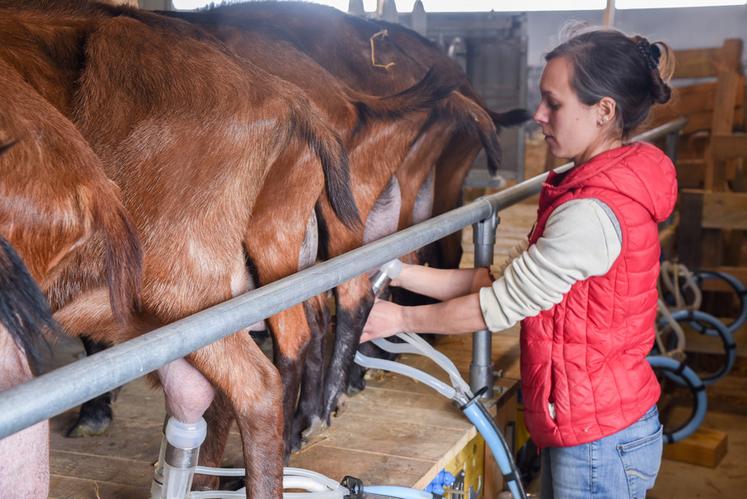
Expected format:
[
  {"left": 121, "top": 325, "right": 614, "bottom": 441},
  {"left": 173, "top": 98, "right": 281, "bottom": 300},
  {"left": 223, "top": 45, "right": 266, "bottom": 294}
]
[{"left": 0, "top": 117, "right": 687, "bottom": 439}]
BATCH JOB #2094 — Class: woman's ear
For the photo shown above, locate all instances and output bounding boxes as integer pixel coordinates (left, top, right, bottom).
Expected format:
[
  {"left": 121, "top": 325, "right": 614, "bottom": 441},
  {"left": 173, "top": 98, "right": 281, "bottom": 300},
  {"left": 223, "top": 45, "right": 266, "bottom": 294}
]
[{"left": 596, "top": 97, "right": 617, "bottom": 127}]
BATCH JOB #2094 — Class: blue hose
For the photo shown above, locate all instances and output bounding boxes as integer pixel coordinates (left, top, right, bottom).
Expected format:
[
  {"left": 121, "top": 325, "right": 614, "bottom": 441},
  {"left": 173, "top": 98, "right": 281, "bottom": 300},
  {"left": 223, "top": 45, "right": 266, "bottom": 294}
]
[
  {"left": 462, "top": 400, "right": 527, "bottom": 499},
  {"left": 647, "top": 355, "right": 707, "bottom": 443},
  {"left": 658, "top": 309, "right": 736, "bottom": 385},
  {"left": 362, "top": 485, "right": 433, "bottom": 498},
  {"left": 692, "top": 271, "right": 747, "bottom": 336}
]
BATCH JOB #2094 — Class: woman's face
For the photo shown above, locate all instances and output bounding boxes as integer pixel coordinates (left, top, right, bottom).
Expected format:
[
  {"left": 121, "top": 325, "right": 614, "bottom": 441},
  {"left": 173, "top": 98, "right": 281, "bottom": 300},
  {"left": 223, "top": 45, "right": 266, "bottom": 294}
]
[{"left": 534, "top": 56, "right": 617, "bottom": 164}]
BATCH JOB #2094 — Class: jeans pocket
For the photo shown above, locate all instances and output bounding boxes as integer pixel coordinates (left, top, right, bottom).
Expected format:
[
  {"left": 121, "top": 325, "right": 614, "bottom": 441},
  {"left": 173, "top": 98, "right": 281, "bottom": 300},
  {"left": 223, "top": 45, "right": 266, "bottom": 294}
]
[{"left": 616, "top": 423, "right": 663, "bottom": 498}]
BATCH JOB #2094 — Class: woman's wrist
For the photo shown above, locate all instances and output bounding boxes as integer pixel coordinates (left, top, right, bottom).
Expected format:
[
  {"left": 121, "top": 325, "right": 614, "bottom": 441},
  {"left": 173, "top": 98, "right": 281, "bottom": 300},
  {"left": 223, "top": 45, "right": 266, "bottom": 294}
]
[{"left": 390, "top": 262, "right": 413, "bottom": 287}]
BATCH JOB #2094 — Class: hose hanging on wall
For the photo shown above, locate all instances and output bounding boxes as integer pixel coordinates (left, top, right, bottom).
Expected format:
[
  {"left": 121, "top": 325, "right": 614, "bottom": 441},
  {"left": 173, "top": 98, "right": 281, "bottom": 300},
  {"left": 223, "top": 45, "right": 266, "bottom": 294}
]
[
  {"left": 647, "top": 355, "right": 707, "bottom": 444},
  {"left": 690, "top": 271, "right": 747, "bottom": 337},
  {"left": 657, "top": 309, "right": 736, "bottom": 385}
]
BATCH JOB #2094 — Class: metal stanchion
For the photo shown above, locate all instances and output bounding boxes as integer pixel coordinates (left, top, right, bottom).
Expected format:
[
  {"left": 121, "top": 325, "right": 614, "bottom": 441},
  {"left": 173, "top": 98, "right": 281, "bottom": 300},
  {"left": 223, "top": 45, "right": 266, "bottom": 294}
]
[
  {"left": 664, "top": 129, "right": 679, "bottom": 163},
  {"left": 470, "top": 208, "right": 499, "bottom": 397}
]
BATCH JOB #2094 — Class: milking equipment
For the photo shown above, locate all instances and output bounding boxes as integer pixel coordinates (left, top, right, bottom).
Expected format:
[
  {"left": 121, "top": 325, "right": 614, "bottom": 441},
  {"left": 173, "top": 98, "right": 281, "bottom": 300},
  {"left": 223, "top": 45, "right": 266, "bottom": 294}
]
[{"left": 152, "top": 258, "right": 527, "bottom": 498}]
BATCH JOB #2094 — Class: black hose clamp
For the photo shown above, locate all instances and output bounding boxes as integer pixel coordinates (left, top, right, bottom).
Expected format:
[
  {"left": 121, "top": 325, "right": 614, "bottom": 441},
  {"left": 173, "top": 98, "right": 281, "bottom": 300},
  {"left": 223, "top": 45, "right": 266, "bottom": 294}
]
[
  {"left": 341, "top": 475, "right": 364, "bottom": 498},
  {"left": 459, "top": 385, "right": 489, "bottom": 410}
]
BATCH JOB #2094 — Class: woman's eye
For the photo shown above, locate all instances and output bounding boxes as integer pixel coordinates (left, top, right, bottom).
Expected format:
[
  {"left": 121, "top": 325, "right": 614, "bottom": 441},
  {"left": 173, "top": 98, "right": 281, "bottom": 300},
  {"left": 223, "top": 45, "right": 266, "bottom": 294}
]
[{"left": 548, "top": 102, "right": 560, "bottom": 110}]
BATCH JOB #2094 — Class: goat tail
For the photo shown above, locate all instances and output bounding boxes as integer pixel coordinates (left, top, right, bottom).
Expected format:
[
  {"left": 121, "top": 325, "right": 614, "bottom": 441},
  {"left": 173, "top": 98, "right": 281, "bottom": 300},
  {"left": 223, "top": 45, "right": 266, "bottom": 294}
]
[
  {"left": 0, "top": 236, "right": 59, "bottom": 375},
  {"left": 490, "top": 108, "right": 532, "bottom": 129},
  {"left": 455, "top": 83, "right": 531, "bottom": 130},
  {"left": 288, "top": 102, "right": 361, "bottom": 230},
  {"left": 353, "top": 65, "right": 459, "bottom": 120},
  {"left": 436, "top": 93, "right": 503, "bottom": 175},
  {"left": 91, "top": 189, "right": 143, "bottom": 323}
]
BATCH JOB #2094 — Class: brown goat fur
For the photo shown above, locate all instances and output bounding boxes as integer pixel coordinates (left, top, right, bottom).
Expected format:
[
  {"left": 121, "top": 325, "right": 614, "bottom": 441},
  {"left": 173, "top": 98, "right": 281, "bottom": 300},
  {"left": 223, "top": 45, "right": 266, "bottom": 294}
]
[
  {"left": 160, "top": 9, "right": 457, "bottom": 453},
  {"left": 0, "top": 1, "right": 367, "bottom": 494},
  {"left": 0, "top": 56, "right": 142, "bottom": 497},
  {"left": 205, "top": 2, "right": 518, "bottom": 425}
]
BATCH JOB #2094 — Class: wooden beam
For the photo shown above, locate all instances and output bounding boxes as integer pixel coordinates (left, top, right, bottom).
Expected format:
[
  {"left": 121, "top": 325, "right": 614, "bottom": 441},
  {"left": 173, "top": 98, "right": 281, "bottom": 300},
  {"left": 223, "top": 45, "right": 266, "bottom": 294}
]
[
  {"left": 699, "top": 191, "right": 747, "bottom": 230},
  {"left": 720, "top": 38, "right": 744, "bottom": 73},
  {"left": 700, "top": 266, "right": 747, "bottom": 288},
  {"left": 705, "top": 70, "right": 741, "bottom": 191},
  {"left": 602, "top": 0, "right": 615, "bottom": 27},
  {"left": 673, "top": 47, "right": 723, "bottom": 79},
  {"left": 711, "top": 134, "right": 747, "bottom": 161},
  {"left": 663, "top": 427, "right": 728, "bottom": 468}
]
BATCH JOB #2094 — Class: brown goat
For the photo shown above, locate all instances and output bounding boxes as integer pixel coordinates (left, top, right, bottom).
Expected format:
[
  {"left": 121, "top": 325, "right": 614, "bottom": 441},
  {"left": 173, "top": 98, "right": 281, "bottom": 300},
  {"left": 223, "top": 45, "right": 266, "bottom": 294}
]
[
  {"left": 0, "top": 57, "right": 142, "bottom": 498},
  {"left": 206, "top": 1, "right": 525, "bottom": 427},
  {"left": 158, "top": 8, "right": 456, "bottom": 457},
  {"left": 1, "top": 1, "right": 362, "bottom": 495}
]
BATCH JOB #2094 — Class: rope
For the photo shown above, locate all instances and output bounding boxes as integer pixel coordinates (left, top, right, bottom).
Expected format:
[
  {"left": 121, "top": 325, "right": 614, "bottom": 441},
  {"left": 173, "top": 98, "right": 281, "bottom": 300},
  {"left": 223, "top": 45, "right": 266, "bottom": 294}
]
[{"left": 369, "top": 30, "right": 396, "bottom": 70}]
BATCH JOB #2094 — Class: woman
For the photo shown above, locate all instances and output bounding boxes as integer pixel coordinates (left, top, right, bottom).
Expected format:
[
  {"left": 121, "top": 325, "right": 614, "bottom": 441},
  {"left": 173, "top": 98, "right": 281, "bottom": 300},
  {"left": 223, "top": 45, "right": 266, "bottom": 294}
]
[{"left": 362, "top": 28, "right": 677, "bottom": 499}]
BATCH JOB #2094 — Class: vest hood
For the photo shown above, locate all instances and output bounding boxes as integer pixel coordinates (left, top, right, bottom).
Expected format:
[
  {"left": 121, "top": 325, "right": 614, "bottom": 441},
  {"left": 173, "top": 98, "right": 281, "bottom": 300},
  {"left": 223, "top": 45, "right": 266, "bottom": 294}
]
[{"left": 543, "top": 142, "right": 677, "bottom": 223}]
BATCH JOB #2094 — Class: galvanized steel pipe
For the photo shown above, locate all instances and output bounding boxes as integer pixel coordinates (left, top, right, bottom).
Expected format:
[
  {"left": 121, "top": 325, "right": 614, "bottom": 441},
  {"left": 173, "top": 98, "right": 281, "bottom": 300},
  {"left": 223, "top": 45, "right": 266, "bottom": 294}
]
[{"left": 0, "top": 117, "right": 687, "bottom": 439}]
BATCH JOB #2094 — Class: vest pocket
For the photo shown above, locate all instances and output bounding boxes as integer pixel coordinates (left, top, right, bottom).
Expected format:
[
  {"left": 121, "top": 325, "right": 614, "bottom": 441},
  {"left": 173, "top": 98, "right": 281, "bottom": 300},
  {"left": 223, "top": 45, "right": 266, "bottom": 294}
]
[{"left": 616, "top": 423, "right": 663, "bottom": 498}]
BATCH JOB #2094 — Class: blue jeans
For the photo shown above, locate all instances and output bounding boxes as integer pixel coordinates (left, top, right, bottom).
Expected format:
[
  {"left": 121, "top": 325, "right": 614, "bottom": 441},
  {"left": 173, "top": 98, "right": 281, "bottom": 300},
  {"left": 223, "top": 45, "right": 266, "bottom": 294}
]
[{"left": 540, "top": 405, "right": 663, "bottom": 499}]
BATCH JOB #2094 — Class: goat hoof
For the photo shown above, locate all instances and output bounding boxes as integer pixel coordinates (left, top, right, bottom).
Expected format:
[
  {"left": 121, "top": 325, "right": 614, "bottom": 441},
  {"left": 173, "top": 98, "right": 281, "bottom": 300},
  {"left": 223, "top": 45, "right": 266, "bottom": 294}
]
[
  {"left": 346, "top": 378, "right": 366, "bottom": 396},
  {"left": 333, "top": 393, "right": 350, "bottom": 418},
  {"left": 65, "top": 415, "right": 112, "bottom": 437},
  {"left": 295, "top": 417, "right": 327, "bottom": 450},
  {"left": 301, "top": 416, "right": 326, "bottom": 440}
]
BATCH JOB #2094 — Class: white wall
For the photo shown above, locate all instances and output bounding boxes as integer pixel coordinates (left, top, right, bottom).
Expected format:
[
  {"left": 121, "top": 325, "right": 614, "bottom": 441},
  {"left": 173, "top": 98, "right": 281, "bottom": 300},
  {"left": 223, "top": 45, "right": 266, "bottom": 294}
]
[
  {"left": 525, "top": 5, "right": 746, "bottom": 116},
  {"left": 527, "top": 5, "right": 747, "bottom": 66}
]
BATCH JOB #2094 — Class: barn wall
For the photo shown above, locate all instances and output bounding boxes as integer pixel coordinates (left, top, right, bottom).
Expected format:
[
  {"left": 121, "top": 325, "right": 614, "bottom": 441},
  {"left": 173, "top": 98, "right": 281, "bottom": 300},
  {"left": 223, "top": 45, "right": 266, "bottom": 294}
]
[{"left": 526, "top": 5, "right": 747, "bottom": 112}]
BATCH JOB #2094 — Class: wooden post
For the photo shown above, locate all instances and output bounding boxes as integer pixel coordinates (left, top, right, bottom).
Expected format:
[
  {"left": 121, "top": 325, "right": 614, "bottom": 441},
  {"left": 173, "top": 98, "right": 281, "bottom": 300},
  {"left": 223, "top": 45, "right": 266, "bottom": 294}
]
[{"left": 602, "top": 0, "right": 616, "bottom": 27}]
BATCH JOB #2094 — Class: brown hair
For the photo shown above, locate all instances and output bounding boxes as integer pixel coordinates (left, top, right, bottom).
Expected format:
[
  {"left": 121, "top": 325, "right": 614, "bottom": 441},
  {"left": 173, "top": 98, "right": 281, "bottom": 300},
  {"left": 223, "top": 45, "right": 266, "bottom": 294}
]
[{"left": 546, "top": 27, "right": 675, "bottom": 138}]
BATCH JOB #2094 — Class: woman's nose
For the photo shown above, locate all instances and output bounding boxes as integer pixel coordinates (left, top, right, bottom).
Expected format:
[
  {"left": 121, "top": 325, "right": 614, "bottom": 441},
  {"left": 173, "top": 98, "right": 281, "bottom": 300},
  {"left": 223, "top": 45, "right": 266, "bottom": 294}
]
[{"left": 533, "top": 103, "right": 547, "bottom": 125}]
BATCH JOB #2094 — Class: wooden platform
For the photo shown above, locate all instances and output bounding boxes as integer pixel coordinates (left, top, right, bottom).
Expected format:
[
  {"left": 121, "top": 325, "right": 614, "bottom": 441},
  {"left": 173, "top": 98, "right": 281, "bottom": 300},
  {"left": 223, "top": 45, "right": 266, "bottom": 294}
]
[{"left": 47, "top": 202, "right": 537, "bottom": 498}]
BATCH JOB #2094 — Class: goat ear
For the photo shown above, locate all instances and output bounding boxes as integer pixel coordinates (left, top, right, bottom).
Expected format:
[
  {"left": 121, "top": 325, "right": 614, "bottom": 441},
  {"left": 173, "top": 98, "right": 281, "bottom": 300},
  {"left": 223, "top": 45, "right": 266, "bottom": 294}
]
[{"left": 0, "top": 140, "right": 18, "bottom": 156}]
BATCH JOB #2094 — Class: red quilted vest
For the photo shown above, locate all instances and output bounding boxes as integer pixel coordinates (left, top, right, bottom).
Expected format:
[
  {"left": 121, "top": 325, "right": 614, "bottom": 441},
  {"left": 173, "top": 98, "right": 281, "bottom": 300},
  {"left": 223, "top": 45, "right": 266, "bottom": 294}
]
[{"left": 521, "top": 142, "right": 677, "bottom": 448}]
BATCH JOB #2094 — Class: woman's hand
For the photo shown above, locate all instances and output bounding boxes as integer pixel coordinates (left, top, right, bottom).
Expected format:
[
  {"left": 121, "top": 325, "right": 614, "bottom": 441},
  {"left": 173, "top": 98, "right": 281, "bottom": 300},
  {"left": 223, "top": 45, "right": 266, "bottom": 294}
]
[{"left": 361, "top": 299, "right": 406, "bottom": 342}]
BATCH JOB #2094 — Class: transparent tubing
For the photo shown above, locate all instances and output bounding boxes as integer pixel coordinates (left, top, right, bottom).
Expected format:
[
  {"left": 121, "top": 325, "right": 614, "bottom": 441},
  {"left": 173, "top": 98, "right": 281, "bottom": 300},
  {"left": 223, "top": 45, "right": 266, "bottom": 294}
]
[
  {"left": 188, "top": 467, "right": 350, "bottom": 498},
  {"left": 372, "top": 333, "right": 471, "bottom": 396},
  {"left": 647, "top": 355, "right": 707, "bottom": 443},
  {"left": 354, "top": 351, "right": 456, "bottom": 399},
  {"left": 362, "top": 486, "right": 433, "bottom": 498}
]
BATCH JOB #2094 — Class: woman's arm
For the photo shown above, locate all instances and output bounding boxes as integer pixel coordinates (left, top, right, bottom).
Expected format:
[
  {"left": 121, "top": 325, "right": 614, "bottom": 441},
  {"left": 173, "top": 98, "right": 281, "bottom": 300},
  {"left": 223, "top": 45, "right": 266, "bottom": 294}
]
[
  {"left": 361, "top": 294, "right": 486, "bottom": 342},
  {"left": 363, "top": 198, "right": 622, "bottom": 341},
  {"left": 393, "top": 264, "right": 492, "bottom": 301}
]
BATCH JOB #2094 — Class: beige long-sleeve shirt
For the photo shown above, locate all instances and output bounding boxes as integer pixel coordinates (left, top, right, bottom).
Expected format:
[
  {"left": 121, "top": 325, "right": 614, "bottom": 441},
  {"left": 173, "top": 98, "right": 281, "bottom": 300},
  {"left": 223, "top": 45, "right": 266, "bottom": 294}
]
[{"left": 479, "top": 199, "right": 622, "bottom": 332}]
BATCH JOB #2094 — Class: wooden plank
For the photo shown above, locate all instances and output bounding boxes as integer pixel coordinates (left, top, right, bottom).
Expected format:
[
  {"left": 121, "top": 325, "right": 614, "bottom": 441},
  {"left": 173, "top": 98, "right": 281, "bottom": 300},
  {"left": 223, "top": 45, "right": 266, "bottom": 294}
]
[
  {"left": 711, "top": 70, "right": 741, "bottom": 136},
  {"left": 705, "top": 71, "right": 741, "bottom": 190},
  {"left": 342, "top": 388, "right": 473, "bottom": 431},
  {"left": 672, "top": 47, "right": 722, "bottom": 79},
  {"left": 291, "top": 445, "right": 430, "bottom": 486},
  {"left": 50, "top": 450, "right": 153, "bottom": 489},
  {"left": 662, "top": 427, "right": 728, "bottom": 468},
  {"left": 701, "top": 191, "right": 747, "bottom": 230},
  {"left": 700, "top": 266, "right": 747, "bottom": 291},
  {"left": 720, "top": 38, "right": 744, "bottom": 73},
  {"left": 50, "top": 475, "right": 147, "bottom": 499},
  {"left": 711, "top": 134, "right": 747, "bottom": 161}
]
